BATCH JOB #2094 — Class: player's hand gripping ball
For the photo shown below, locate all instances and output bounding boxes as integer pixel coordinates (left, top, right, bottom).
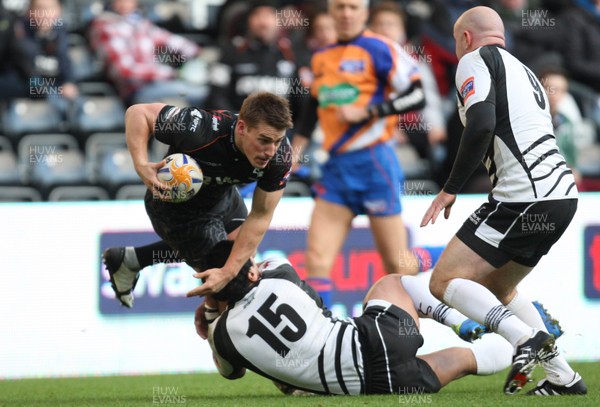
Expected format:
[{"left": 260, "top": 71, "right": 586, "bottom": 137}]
[{"left": 156, "top": 153, "right": 203, "bottom": 203}]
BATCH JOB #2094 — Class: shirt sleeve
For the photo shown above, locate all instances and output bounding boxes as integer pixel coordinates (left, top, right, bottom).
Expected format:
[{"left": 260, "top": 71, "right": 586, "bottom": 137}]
[
  {"left": 387, "top": 42, "right": 421, "bottom": 95},
  {"left": 455, "top": 50, "right": 494, "bottom": 114},
  {"left": 153, "top": 106, "right": 234, "bottom": 152}
]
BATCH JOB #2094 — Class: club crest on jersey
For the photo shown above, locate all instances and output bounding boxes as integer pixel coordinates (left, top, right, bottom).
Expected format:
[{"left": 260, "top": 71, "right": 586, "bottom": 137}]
[
  {"left": 460, "top": 76, "right": 475, "bottom": 102},
  {"left": 339, "top": 59, "right": 365, "bottom": 73},
  {"left": 252, "top": 168, "right": 264, "bottom": 178}
]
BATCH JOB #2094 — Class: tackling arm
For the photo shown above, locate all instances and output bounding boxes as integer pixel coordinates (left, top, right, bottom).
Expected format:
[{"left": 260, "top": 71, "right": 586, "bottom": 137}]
[
  {"left": 187, "top": 187, "right": 285, "bottom": 297},
  {"left": 223, "top": 187, "right": 284, "bottom": 276}
]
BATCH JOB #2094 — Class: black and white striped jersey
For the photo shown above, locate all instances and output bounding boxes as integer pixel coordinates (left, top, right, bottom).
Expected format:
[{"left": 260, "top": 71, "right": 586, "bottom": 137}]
[
  {"left": 208, "top": 259, "right": 364, "bottom": 395},
  {"left": 456, "top": 45, "right": 577, "bottom": 202}
]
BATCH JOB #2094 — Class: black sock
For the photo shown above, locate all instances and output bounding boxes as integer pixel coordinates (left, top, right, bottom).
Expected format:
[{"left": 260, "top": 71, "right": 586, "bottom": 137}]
[{"left": 134, "top": 241, "right": 184, "bottom": 268}]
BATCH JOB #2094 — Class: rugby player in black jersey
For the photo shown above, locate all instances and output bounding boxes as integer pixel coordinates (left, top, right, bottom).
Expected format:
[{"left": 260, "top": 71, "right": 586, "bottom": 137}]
[{"left": 103, "top": 92, "right": 293, "bottom": 308}]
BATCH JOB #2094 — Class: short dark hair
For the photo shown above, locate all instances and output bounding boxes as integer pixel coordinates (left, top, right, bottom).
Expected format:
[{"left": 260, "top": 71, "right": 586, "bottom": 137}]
[
  {"left": 369, "top": 1, "right": 406, "bottom": 26},
  {"left": 205, "top": 240, "right": 255, "bottom": 303},
  {"left": 238, "top": 92, "right": 293, "bottom": 131}
]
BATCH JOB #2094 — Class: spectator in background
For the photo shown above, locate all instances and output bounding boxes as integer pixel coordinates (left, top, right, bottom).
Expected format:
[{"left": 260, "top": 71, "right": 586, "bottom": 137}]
[
  {"left": 207, "top": 0, "right": 303, "bottom": 117},
  {"left": 305, "top": 9, "right": 337, "bottom": 53},
  {"left": 89, "top": 0, "right": 204, "bottom": 106},
  {"left": 560, "top": 0, "right": 600, "bottom": 93},
  {"left": 287, "top": 6, "right": 337, "bottom": 91},
  {"left": 415, "top": 0, "right": 468, "bottom": 99},
  {"left": 369, "top": 1, "right": 447, "bottom": 174},
  {"left": 539, "top": 68, "right": 596, "bottom": 183},
  {"left": 289, "top": 8, "right": 336, "bottom": 178},
  {"left": 0, "top": 0, "right": 78, "bottom": 103},
  {"left": 486, "top": 0, "right": 567, "bottom": 72}
]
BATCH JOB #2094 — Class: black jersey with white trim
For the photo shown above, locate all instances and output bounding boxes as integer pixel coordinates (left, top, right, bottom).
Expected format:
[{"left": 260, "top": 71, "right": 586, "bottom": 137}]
[
  {"left": 209, "top": 259, "right": 364, "bottom": 395},
  {"left": 456, "top": 45, "right": 577, "bottom": 202},
  {"left": 153, "top": 106, "right": 292, "bottom": 200}
]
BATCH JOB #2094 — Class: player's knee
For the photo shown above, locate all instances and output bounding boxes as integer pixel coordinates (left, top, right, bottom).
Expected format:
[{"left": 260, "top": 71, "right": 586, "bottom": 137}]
[
  {"left": 381, "top": 257, "right": 401, "bottom": 275},
  {"left": 305, "top": 246, "right": 330, "bottom": 276},
  {"left": 429, "top": 271, "right": 447, "bottom": 301}
]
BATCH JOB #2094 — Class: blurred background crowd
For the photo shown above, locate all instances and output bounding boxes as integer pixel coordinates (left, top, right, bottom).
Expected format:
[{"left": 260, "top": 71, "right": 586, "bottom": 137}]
[{"left": 1, "top": 0, "right": 599, "bottom": 201}]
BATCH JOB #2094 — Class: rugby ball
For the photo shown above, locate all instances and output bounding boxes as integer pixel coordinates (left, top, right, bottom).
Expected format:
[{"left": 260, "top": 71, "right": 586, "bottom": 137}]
[{"left": 156, "top": 153, "right": 203, "bottom": 202}]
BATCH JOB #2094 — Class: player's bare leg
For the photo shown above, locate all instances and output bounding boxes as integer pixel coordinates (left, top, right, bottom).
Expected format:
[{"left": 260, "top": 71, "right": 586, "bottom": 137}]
[
  {"left": 369, "top": 214, "right": 419, "bottom": 275},
  {"left": 363, "top": 274, "right": 420, "bottom": 324},
  {"left": 417, "top": 348, "right": 477, "bottom": 386},
  {"left": 305, "top": 198, "right": 354, "bottom": 307},
  {"left": 476, "top": 261, "right": 533, "bottom": 304},
  {"left": 429, "top": 236, "right": 559, "bottom": 394}
]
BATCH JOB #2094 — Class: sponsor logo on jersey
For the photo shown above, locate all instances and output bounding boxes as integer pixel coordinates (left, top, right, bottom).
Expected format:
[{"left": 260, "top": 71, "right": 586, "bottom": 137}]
[
  {"left": 460, "top": 76, "right": 475, "bottom": 102},
  {"left": 202, "top": 175, "right": 241, "bottom": 185},
  {"left": 317, "top": 83, "right": 359, "bottom": 107},
  {"left": 211, "top": 115, "right": 221, "bottom": 131},
  {"left": 339, "top": 59, "right": 365, "bottom": 73},
  {"left": 189, "top": 109, "right": 202, "bottom": 132},
  {"left": 252, "top": 168, "right": 264, "bottom": 179}
]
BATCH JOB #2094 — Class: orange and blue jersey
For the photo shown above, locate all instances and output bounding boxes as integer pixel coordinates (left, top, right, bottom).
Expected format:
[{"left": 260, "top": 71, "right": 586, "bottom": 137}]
[{"left": 311, "top": 29, "right": 421, "bottom": 155}]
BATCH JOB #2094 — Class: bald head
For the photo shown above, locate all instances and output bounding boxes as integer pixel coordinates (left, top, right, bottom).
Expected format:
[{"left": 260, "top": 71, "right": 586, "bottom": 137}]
[{"left": 453, "top": 6, "right": 505, "bottom": 59}]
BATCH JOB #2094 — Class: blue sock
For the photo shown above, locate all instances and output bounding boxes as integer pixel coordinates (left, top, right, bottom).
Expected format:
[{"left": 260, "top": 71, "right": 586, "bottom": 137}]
[{"left": 306, "top": 277, "right": 333, "bottom": 309}]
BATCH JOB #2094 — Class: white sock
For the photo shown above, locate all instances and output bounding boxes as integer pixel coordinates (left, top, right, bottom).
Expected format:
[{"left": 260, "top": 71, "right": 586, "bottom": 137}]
[
  {"left": 470, "top": 336, "right": 512, "bottom": 375},
  {"left": 506, "top": 292, "right": 576, "bottom": 386},
  {"left": 401, "top": 275, "right": 468, "bottom": 328},
  {"left": 123, "top": 247, "right": 140, "bottom": 271},
  {"left": 443, "top": 279, "right": 534, "bottom": 346}
]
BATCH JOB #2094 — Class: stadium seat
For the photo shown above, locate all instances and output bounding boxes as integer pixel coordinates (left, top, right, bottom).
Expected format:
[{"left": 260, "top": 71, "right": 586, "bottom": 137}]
[
  {"left": 0, "top": 135, "right": 20, "bottom": 185},
  {"left": 85, "top": 132, "right": 127, "bottom": 182},
  {"left": 69, "top": 96, "right": 126, "bottom": 140},
  {"left": 0, "top": 186, "right": 42, "bottom": 202},
  {"left": 29, "top": 149, "right": 87, "bottom": 188},
  {"left": 68, "top": 42, "right": 104, "bottom": 83},
  {"left": 578, "top": 143, "right": 600, "bottom": 177},
  {"left": 17, "top": 133, "right": 81, "bottom": 184},
  {"left": 115, "top": 184, "right": 148, "bottom": 200},
  {"left": 77, "top": 81, "right": 118, "bottom": 97},
  {"left": 2, "top": 99, "right": 65, "bottom": 141},
  {"left": 0, "top": 151, "right": 20, "bottom": 185},
  {"left": 48, "top": 185, "right": 110, "bottom": 201},
  {"left": 97, "top": 148, "right": 140, "bottom": 188}
]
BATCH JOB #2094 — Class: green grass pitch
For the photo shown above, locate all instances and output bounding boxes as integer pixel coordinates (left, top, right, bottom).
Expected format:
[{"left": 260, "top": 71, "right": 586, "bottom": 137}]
[{"left": 1, "top": 362, "right": 597, "bottom": 407}]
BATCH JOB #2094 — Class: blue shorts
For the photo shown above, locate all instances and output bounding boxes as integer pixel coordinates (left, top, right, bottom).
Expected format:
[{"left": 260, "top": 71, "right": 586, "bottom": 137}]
[{"left": 314, "top": 143, "right": 403, "bottom": 216}]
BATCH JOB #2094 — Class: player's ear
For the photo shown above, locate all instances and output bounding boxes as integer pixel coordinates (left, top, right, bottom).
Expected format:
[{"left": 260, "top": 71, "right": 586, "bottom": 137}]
[
  {"left": 463, "top": 30, "right": 472, "bottom": 50},
  {"left": 237, "top": 119, "right": 246, "bottom": 135},
  {"left": 247, "top": 266, "right": 260, "bottom": 283}
]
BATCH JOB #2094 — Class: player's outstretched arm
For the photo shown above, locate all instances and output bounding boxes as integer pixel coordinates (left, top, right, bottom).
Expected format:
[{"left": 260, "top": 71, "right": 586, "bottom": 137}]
[
  {"left": 125, "top": 103, "right": 168, "bottom": 190},
  {"left": 187, "top": 187, "right": 285, "bottom": 297}
]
